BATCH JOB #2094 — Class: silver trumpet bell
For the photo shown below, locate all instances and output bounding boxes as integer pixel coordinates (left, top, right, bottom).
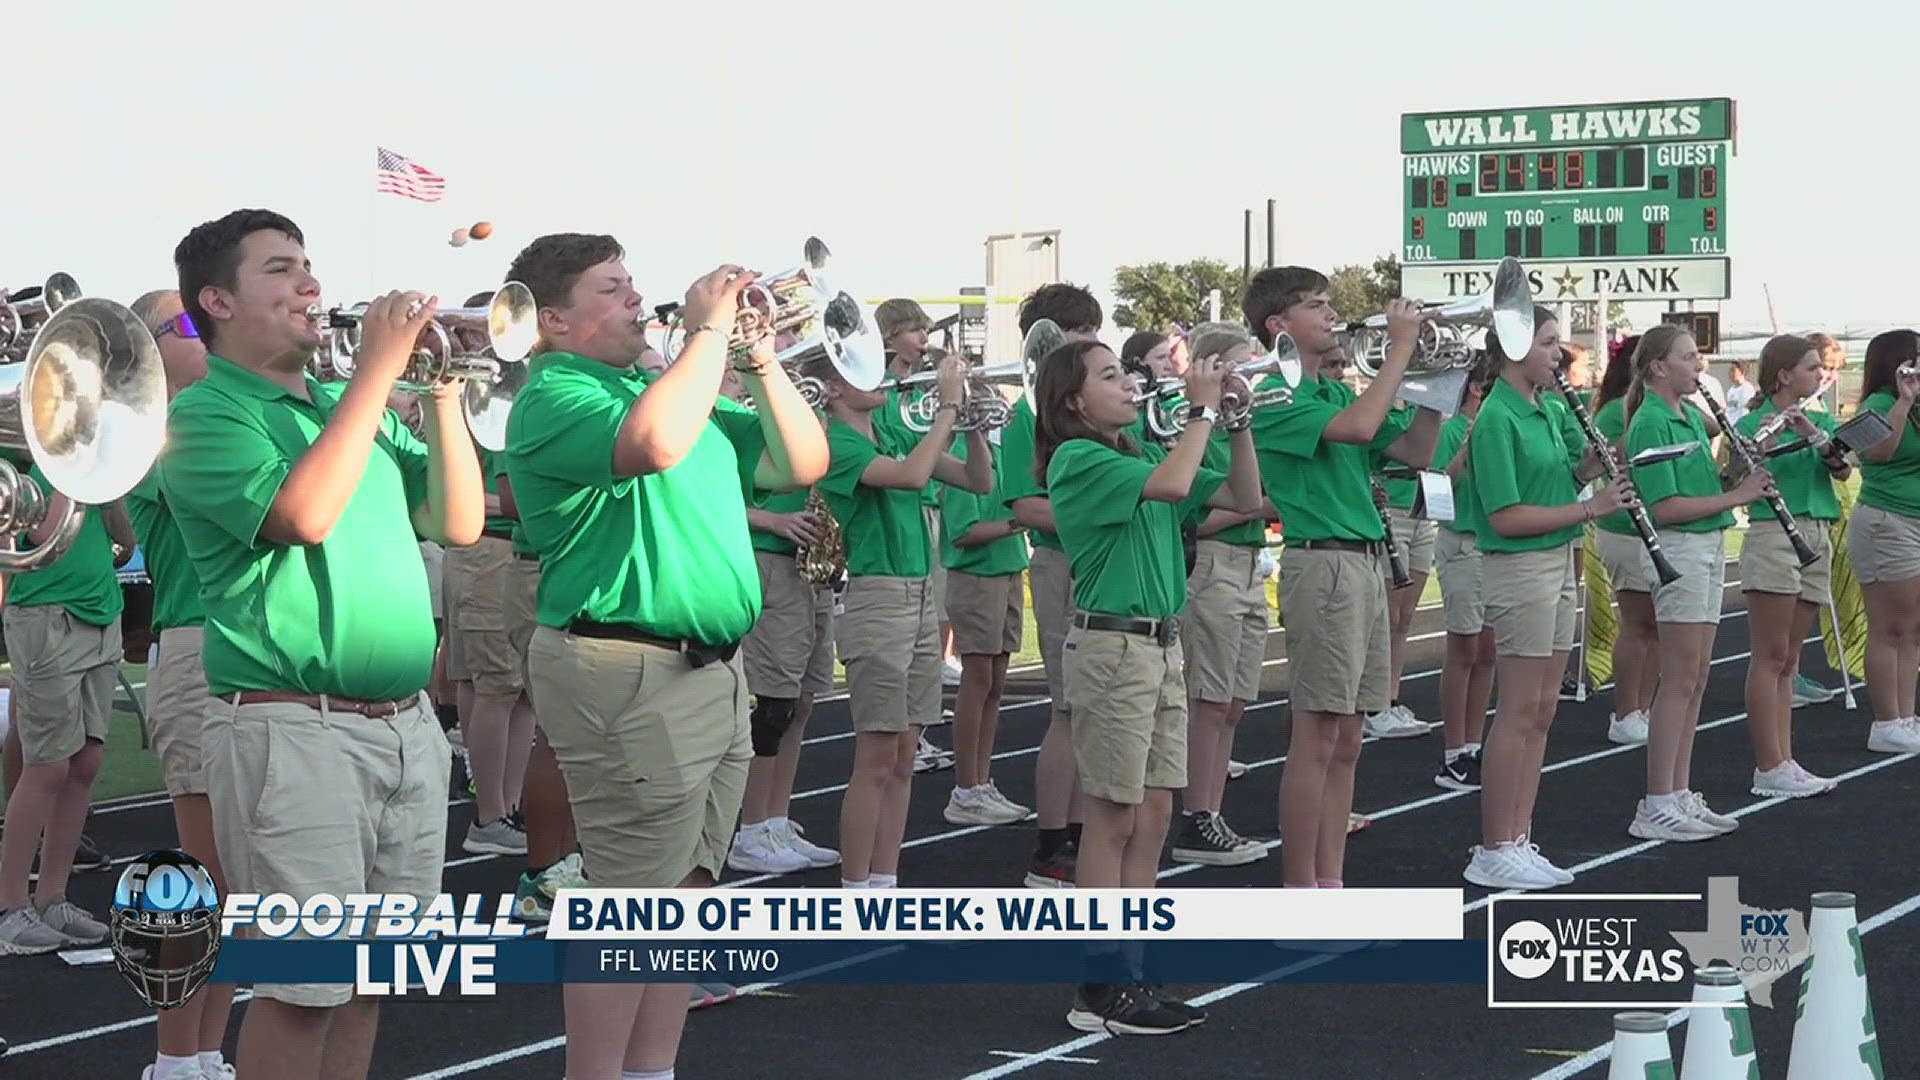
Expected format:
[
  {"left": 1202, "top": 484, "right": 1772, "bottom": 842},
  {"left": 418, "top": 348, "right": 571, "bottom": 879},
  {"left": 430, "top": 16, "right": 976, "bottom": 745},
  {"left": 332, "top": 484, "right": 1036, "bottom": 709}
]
[
  {"left": 0, "top": 273, "right": 83, "bottom": 362},
  {"left": 1136, "top": 334, "right": 1298, "bottom": 439},
  {"left": 1350, "top": 256, "right": 1533, "bottom": 377},
  {"left": 896, "top": 353, "right": 1032, "bottom": 433},
  {"left": 0, "top": 297, "right": 167, "bottom": 571}
]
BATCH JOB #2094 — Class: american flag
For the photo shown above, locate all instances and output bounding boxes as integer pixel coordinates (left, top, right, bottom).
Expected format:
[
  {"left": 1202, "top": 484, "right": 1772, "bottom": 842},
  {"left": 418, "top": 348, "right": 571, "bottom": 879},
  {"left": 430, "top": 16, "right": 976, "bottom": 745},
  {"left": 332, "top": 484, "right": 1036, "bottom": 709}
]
[{"left": 376, "top": 147, "right": 446, "bottom": 203}]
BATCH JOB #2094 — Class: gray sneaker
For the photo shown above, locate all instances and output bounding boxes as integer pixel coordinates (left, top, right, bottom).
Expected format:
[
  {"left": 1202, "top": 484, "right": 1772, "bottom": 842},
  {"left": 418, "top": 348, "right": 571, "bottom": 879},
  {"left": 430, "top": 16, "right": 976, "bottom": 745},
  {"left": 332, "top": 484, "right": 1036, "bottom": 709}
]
[
  {"left": 38, "top": 900, "right": 107, "bottom": 946},
  {"left": 464, "top": 816, "right": 528, "bottom": 856},
  {"left": 0, "top": 905, "right": 67, "bottom": 954}
]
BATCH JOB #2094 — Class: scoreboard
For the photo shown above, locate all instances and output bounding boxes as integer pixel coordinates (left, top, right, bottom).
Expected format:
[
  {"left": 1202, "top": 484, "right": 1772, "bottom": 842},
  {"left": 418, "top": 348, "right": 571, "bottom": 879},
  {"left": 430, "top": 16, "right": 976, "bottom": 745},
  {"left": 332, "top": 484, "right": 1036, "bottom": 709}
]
[{"left": 1400, "top": 98, "right": 1734, "bottom": 303}]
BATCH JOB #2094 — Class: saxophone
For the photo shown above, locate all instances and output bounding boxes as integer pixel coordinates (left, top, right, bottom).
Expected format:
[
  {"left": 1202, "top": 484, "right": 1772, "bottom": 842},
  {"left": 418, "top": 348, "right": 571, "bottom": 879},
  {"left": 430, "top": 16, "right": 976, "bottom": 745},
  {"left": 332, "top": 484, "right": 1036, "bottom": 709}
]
[{"left": 795, "top": 488, "right": 845, "bottom": 587}]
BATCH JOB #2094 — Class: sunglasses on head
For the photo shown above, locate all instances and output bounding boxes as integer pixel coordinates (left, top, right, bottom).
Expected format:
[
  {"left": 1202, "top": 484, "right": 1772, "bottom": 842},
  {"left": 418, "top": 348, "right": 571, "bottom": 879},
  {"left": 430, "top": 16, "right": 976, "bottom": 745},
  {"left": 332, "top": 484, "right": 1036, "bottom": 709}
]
[{"left": 153, "top": 313, "right": 199, "bottom": 340}]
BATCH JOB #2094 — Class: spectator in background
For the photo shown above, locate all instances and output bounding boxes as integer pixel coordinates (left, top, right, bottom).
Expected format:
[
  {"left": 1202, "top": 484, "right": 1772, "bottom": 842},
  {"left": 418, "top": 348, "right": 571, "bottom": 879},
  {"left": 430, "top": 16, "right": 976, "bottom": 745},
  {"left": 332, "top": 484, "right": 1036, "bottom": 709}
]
[
  {"left": 1725, "top": 360, "right": 1757, "bottom": 426},
  {"left": 1807, "top": 332, "right": 1848, "bottom": 415},
  {"left": 1562, "top": 341, "right": 1596, "bottom": 393}
]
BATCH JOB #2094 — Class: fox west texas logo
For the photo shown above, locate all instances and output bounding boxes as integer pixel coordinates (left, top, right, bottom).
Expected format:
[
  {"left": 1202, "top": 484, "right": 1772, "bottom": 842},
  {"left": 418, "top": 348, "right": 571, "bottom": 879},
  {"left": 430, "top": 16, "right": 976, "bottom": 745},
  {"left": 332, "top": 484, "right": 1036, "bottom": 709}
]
[
  {"left": 1498, "top": 917, "right": 1687, "bottom": 986},
  {"left": 1670, "top": 876, "right": 1811, "bottom": 1007}
]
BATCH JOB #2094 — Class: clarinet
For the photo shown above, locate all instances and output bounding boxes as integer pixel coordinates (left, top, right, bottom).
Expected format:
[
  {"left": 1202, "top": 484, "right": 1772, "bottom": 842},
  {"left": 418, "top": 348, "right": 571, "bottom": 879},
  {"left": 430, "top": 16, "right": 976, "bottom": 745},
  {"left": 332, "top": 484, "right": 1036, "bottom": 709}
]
[
  {"left": 1698, "top": 390, "right": 1818, "bottom": 568},
  {"left": 1553, "top": 372, "right": 1682, "bottom": 586},
  {"left": 1372, "top": 478, "right": 1413, "bottom": 590}
]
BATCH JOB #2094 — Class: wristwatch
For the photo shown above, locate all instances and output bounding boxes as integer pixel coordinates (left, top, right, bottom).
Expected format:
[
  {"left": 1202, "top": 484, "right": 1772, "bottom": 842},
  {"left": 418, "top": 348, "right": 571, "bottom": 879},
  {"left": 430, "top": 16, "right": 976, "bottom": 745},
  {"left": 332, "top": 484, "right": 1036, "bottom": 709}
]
[{"left": 1183, "top": 404, "right": 1221, "bottom": 428}]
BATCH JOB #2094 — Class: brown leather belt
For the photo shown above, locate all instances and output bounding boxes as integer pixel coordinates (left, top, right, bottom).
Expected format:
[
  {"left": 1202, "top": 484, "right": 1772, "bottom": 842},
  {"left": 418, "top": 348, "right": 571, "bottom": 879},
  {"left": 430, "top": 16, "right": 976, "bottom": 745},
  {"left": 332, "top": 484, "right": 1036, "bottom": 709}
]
[{"left": 230, "top": 691, "right": 416, "bottom": 718}]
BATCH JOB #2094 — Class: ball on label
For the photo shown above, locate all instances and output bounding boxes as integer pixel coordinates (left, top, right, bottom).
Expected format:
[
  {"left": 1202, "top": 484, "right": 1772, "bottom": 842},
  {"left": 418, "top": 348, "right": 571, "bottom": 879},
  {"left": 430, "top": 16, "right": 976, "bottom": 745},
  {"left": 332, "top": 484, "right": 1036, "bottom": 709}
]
[{"left": 469, "top": 221, "right": 494, "bottom": 240}]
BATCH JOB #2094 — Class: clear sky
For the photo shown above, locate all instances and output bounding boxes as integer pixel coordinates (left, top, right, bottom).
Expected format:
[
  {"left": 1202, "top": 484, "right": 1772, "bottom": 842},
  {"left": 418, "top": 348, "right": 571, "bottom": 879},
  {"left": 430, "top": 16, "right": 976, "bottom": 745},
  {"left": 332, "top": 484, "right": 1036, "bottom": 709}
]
[{"left": 8, "top": 0, "right": 1914, "bottom": 341}]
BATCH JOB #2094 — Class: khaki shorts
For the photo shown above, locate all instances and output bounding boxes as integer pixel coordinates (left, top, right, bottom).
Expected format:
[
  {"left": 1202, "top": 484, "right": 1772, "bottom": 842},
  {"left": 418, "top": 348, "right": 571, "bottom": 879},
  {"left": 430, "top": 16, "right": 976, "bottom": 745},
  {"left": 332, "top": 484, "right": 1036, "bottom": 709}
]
[
  {"left": 836, "top": 576, "right": 941, "bottom": 733},
  {"left": 1741, "top": 518, "right": 1833, "bottom": 604},
  {"left": 1278, "top": 546, "right": 1390, "bottom": 716},
  {"left": 1651, "top": 529, "right": 1727, "bottom": 625},
  {"left": 925, "top": 506, "right": 948, "bottom": 624},
  {"left": 1483, "top": 543, "right": 1578, "bottom": 658},
  {"left": 420, "top": 541, "right": 446, "bottom": 621},
  {"left": 1596, "top": 529, "right": 1653, "bottom": 594},
  {"left": 505, "top": 556, "right": 540, "bottom": 665},
  {"left": 204, "top": 692, "right": 449, "bottom": 1008},
  {"left": 1383, "top": 509, "right": 1438, "bottom": 578},
  {"left": 2, "top": 604, "right": 121, "bottom": 766},
  {"left": 1183, "top": 540, "right": 1268, "bottom": 704},
  {"left": 527, "top": 626, "right": 751, "bottom": 889},
  {"left": 1847, "top": 503, "right": 1920, "bottom": 585},
  {"left": 946, "top": 569, "right": 1023, "bottom": 656},
  {"left": 1063, "top": 625, "right": 1186, "bottom": 805},
  {"left": 742, "top": 551, "right": 836, "bottom": 698},
  {"left": 445, "top": 536, "right": 523, "bottom": 695},
  {"left": 1029, "top": 546, "right": 1078, "bottom": 710},
  {"left": 150, "top": 626, "right": 218, "bottom": 797},
  {"left": 1433, "top": 529, "right": 1486, "bottom": 635}
]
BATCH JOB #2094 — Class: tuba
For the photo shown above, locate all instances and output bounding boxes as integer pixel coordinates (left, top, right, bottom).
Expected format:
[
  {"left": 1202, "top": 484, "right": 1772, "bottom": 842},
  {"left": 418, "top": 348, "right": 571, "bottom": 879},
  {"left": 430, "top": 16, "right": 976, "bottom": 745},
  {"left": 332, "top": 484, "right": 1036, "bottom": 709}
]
[
  {"left": 1348, "top": 256, "right": 1533, "bottom": 377},
  {"left": 315, "top": 283, "right": 538, "bottom": 451},
  {"left": 0, "top": 297, "right": 167, "bottom": 571},
  {"left": 0, "top": 273, "right": 83, "bottom": 362},
  {"left": 793, "top": 487, "right": 845, "bottom": 587}
]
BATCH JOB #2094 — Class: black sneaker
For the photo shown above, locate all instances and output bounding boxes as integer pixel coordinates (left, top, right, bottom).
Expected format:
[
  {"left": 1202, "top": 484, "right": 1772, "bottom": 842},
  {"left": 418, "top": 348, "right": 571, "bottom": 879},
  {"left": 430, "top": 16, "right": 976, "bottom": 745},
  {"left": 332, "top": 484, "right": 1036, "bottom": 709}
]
[
  {"left": 1170, "top": 812, "right": 1264, "bottom": 867},
  {"left": 1434, "top": 750, "right": 1481, "bottom": 791},
  {"left": 1559, "top": 674, "right": 1581, "bottom": 701},
  {"left": 1145, "top": 985, "right": 1208, "bottom": 1026},
  {"left": 1024, "top": 844, "right": 1076, "bottom": 888},
  {"left": 73, "top": 834, "right": 111, "bottom": 873},
  {"left": 1066, "top": 983, "right": 1194, "bottom": 1035}
]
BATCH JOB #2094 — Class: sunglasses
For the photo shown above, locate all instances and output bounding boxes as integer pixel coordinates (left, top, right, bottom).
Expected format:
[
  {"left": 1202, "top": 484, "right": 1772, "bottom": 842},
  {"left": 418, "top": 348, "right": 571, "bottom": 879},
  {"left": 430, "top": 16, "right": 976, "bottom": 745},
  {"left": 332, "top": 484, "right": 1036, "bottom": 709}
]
[{"left": 153, "top": 313, "right": 199, "bottom": 341}]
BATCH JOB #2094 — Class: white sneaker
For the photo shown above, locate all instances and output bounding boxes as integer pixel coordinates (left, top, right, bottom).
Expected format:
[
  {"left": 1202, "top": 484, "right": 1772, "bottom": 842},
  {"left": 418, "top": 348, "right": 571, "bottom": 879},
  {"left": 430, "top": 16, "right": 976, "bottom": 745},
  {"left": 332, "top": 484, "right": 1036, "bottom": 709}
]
[
  {"left": 913, "top": 735, "right": 955, "bottom": 773},
  {"left": 1363, "top": 707, "right": 1429, "bottom": 739},
  {"left": 769, "top": 819, "right": 840, "bottom": 868},
  {"left": 1608, "top": 710, "right": 1650, "bottom": 744},
  {"left": 1675, "top": 790, "right": 1739, "bottom": 834},
  {"left": 942, "top": 658, "right": 963, "bottom": 686},
  {"left": 1788, "top": 760, "right": 1837, "bottom": 794},
  {"left": 1463, "top": 843, "right": 1559, "bottom": 890},
  {"left": 1628, "top": 796, "right": 1718, "bottom": 842},
  {"left": 726, "top": 824, "right": 812, "bottom": 875},
  {"left": 1514, "top": 835, "right": 1576, "bottom": 885},
  {"left": 944, "top": 786, "right": 1026, "bottom": 826},
  {"left": 1752, "top": 762, "right": 1833, "bottom": 798},
  {"left": 1866, "top": 717, "right": 1920, "bottom": 754},
  {"left": 1226, "top": 759, "right": 1249, "bottom": 781},
  {"left": 980, "top": 780, "right": 1031, "bottom": 819}
]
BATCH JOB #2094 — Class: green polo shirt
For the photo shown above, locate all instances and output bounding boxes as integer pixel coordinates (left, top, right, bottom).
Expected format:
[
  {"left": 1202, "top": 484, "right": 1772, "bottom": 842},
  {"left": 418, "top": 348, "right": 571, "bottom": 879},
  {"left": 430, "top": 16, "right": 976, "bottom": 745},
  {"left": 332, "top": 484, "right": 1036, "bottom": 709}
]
[
  {"left": 883, "top": 376, "right": 944, "bottom": 511},
  {"left": 999, "top": 397, "right": 1060, "bottom": 551},
  {"left": 1468, "top": 379, "right": 1588, "bottom": 554},
  {"left": 820, "top": 415, "right": 930, "bottom": 578},
  {"left": 7, "top": 462, "right": 123, "bottom": 625},
  {"left": 941, "top": 437, "right": 1028, "bottom": 575},
  {"left": 489, "top": 454, "right": 536, "bottom": 558},
  {"left": 505, "top": 351, "right": 766, "bottom": 644},
  {"left": 478, "top": 447, "right": 515, "bottom": 537},
  {"left": 1432, "top": 413, "right": 1473, "bottom": 536},
  {"left": 1253, "top": 374, "right": 1411, "bottom": 543},
  {"left": 1541, "top": 395, "right": 1588, "bottom": 472},
  {"left": 126, "top": 464, "right": 204, "bottom": 631},
  {"left": 1048, "top": 438, "right": 1224, "bottom": 619},
  {"left": 747, "top": 485, "right": 811, "bottom": 556},
  {"left": 1200, "top": 426, "right": 1267, "bottom": 546},
  {"left": 1735, "top": 400, "right": 1841, "bottom": 522},
  {"left": 1381, "top": 405, "right": 1420, "bottom": 511},
  {"left": 1592, "top": 396, "right": 1636, "bottom": 536},
  {"left": 1857, "top": 390, "right": 1920, "bottom": 518},
  {"left": 161, "top": 355, "right": 435, "bottom": 698},
  {"left": 1625, "top": 392, "right": 1732, "bottom": 533}
]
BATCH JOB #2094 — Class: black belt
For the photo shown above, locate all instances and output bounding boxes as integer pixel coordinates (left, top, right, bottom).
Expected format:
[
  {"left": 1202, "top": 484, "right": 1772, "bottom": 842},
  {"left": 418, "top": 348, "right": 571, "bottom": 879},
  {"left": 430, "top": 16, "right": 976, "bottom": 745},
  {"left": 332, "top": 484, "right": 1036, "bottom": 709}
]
[
  {"left": 1287, "top": 539, "right": 1385, "bottom": 556},
  {"left": 565, "top": 620, "right": 739, "bottom": 668},
  {"left": 514, "top": 551, "right": 540, "bottom": 562},
  {"left": 481, "top": 528, "right": 515, "bottom": 543},
  {"left": 1074, "top": 612, "right": 1178, "bottom": 647}
]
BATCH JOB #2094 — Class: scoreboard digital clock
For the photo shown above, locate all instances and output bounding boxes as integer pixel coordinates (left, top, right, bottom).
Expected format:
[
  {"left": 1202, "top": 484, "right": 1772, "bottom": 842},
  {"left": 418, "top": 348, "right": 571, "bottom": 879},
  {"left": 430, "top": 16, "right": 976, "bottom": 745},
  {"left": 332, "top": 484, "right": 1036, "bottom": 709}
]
[{"left": 1399, "top": 98, "right": 1734, "bottom": 303}]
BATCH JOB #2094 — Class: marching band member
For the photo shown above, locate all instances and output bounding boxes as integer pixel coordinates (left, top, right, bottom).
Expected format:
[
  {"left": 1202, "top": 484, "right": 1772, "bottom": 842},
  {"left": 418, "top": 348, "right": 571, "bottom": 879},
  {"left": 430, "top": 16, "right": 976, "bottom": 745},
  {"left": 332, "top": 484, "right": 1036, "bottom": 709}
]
[
  {"left": 731, "top": 342, "right": 844, "bottom": 874},
  {"left": 801, "top": 345, "right": 991, "bottom": 889},
  {"left": 1735, "top": 334, "right": 1846, "bottom": 794},
  {"left": 1036, "top": 338, "right": 1259, "bottom": 1033},
  {"left": 1844, "top": 329, "right": 1920, "bottom": 754},
  {"left": 1120, "top": 331, "right": 1175, "bottom": 382},
  {"left": 1166, "top": 323, "right": 1270, "bottom": 867},
  {"left": 1430, "top": 356, "right": 1497, "bottom": 793},
  {"left": 123, "top": 289, "right": 239, "bottom": 1079},
  {"left": 504, "top": 233, "right": 826, "bottom": 1080},
  {"left": 163, "top": 209, "right": 481, "bottom": 1079},
  {"left": 1462, "top": 308, "right": 1627, "bottom": 889},
  {"left": 1619, "top": 326, "right": 1771, "bottom": 842},
  {"left": 1244, "top": 269, "right": 1440, "bottom": 890},
  {"left": 0, "top": 416, "right": 136, "bottom": 954},
  {"left": 1371, "top": 402, "right": 1439, "bottom": 739},
  {"left": 998, "top": 284, "right": 1106, "bottom": 888},
  {"left": 1589, "top": 337, "right": 1657, "bottom": 744}
]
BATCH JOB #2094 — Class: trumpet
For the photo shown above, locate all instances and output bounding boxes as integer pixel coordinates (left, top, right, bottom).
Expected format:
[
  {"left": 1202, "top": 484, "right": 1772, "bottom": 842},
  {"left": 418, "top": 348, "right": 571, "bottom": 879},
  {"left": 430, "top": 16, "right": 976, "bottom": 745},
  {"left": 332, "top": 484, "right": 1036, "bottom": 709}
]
[
  {"left": 0, "top": 297, "right": 168, "bottom": 571},
  {"left": 0, "top": 273, "right": 83, "bottom": 361},
  {"left": 1348, "top": 256, "right": 1534, "bottom": 377},
  {"left": 314, "top": 283, "right": 537, "bottom": 451},
  {"left": 1135, "top": 336, "right": 1298, "bottom": 439},
  {"left": 897, "top": 353, "right": 1030, "bottom": 432}
]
